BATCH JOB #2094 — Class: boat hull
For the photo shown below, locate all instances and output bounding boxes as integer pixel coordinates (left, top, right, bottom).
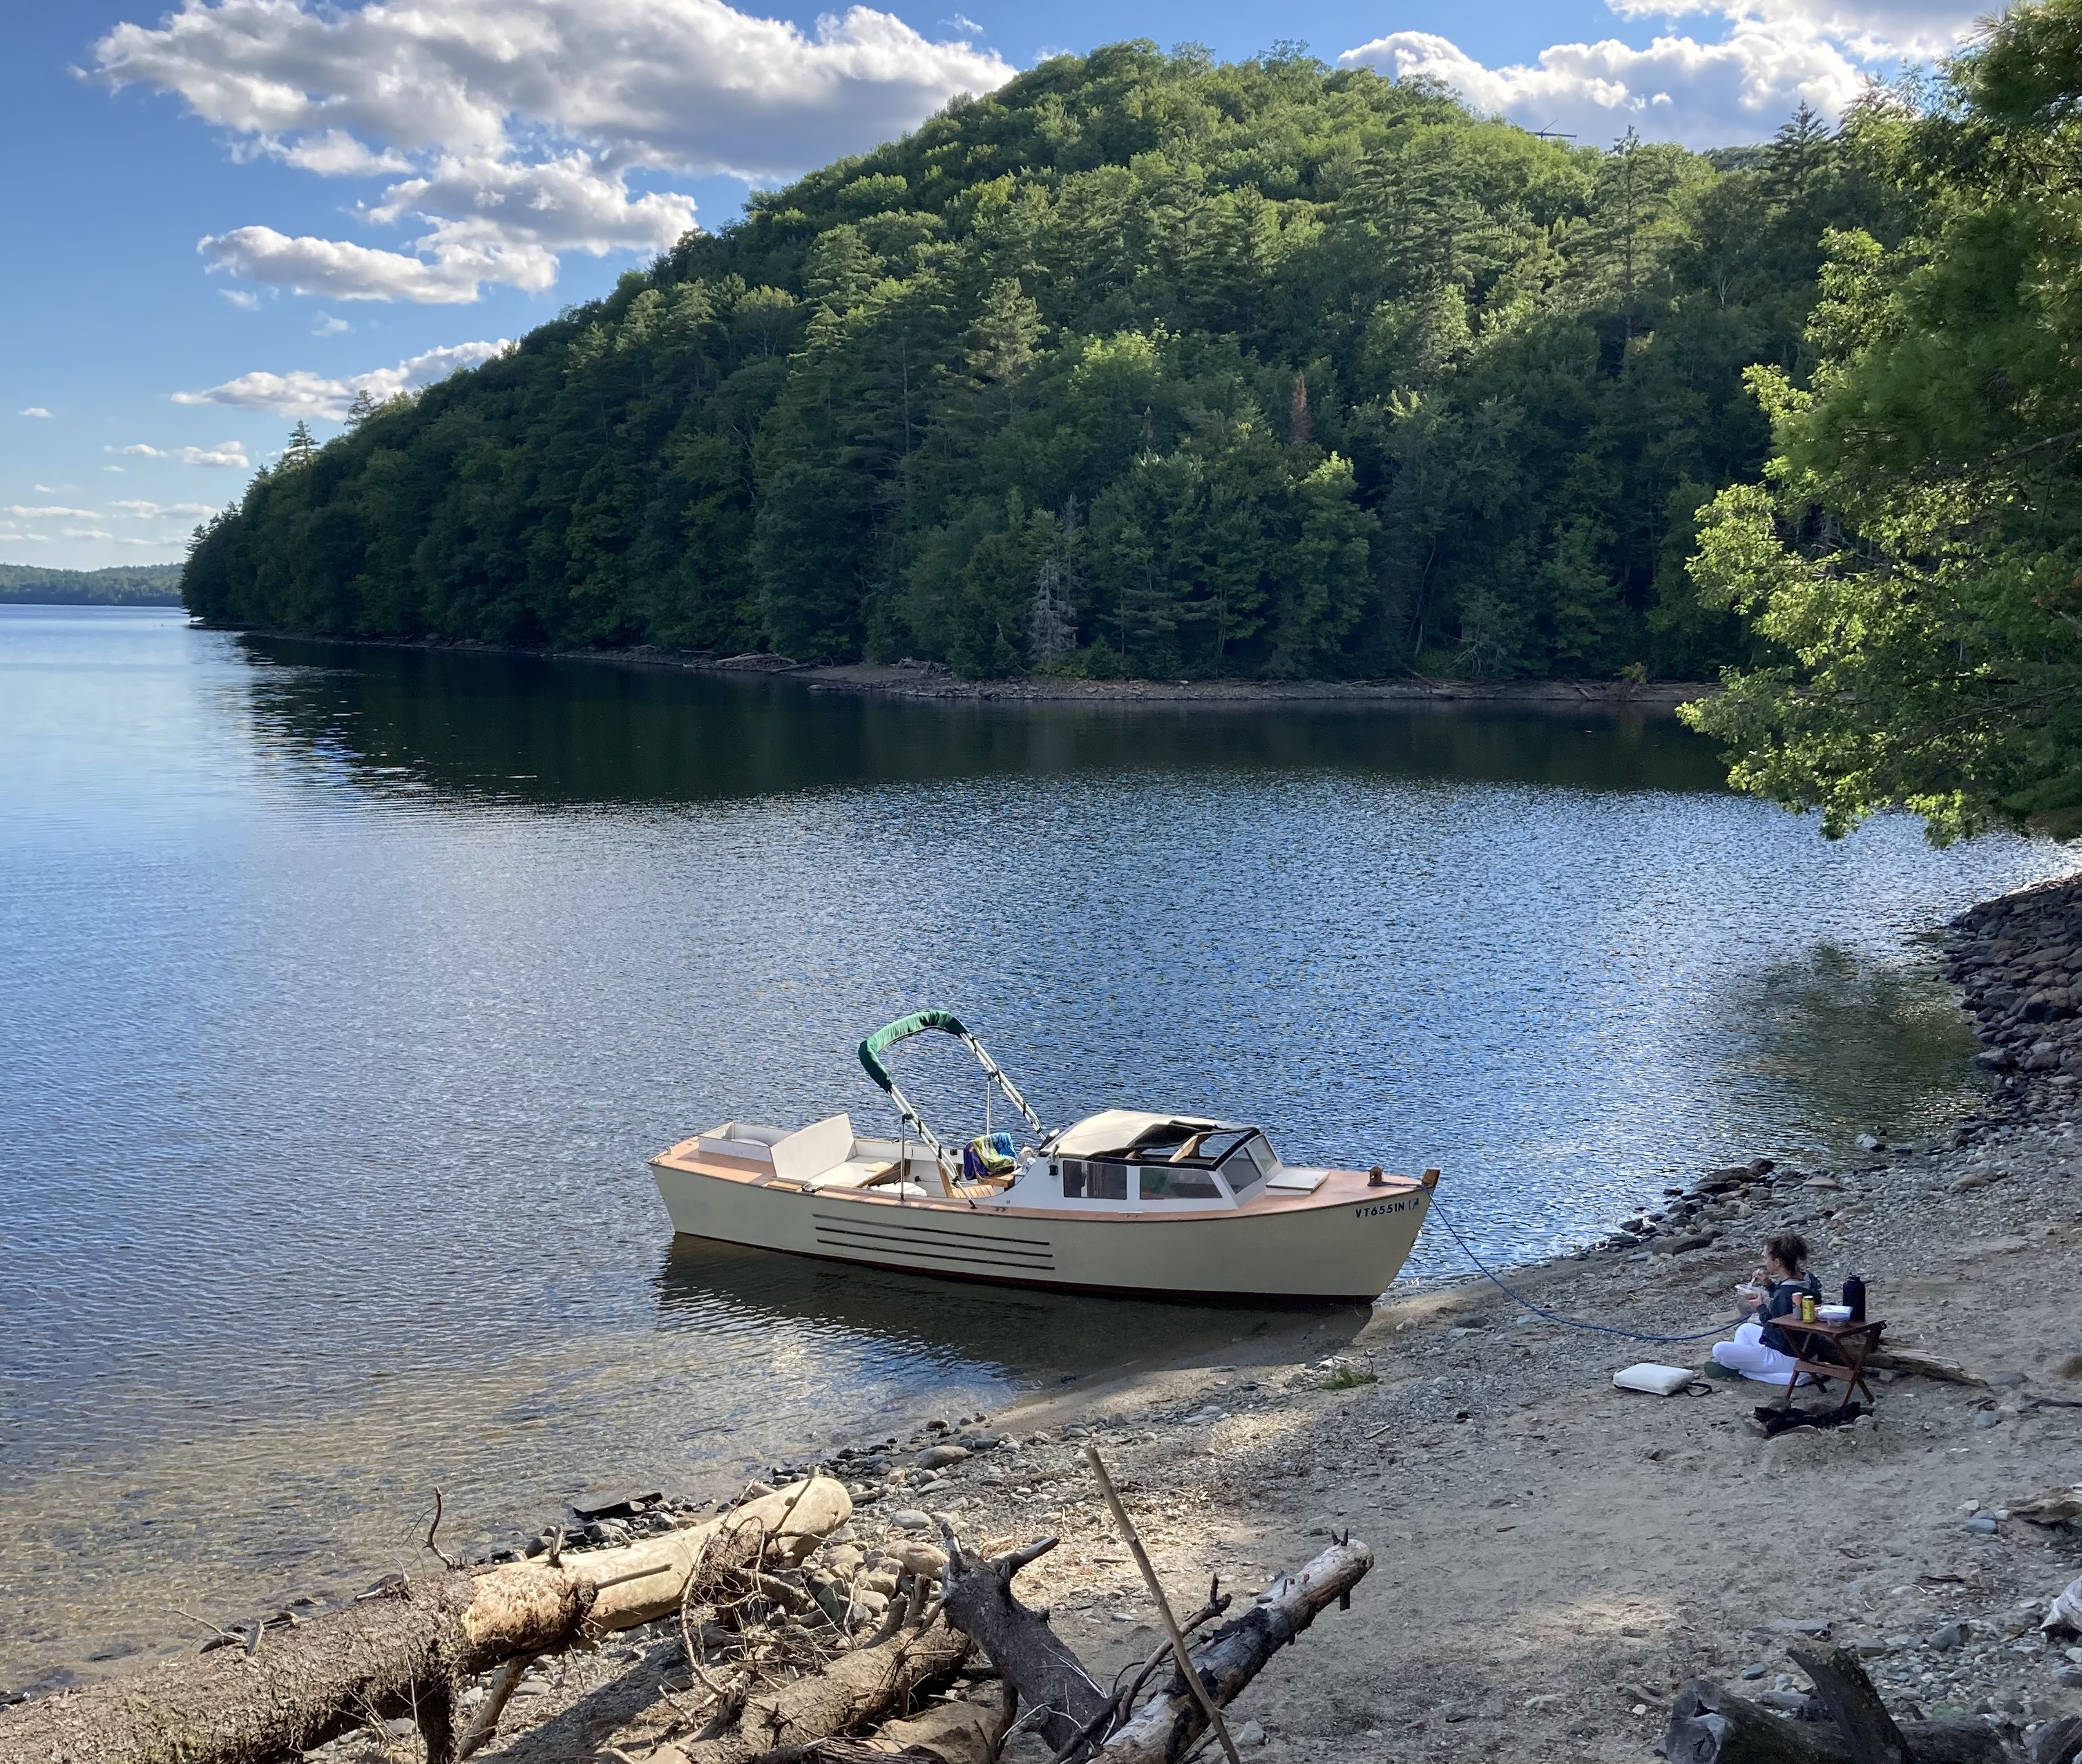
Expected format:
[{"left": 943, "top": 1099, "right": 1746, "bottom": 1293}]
[{"left": 649, "top": 1162, "right": 1429, "bottom": 1301}]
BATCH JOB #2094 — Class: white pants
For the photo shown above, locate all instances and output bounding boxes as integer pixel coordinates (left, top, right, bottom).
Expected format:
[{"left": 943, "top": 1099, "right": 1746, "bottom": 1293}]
[{"left": 1712, "top": 1321, "right": 1810, "bottom": 1386}]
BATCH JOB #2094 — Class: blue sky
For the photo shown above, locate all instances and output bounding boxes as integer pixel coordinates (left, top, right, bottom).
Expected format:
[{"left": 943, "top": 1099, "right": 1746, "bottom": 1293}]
[{"left": 2, "top": 0, "right": 1971, "bottom": 570}]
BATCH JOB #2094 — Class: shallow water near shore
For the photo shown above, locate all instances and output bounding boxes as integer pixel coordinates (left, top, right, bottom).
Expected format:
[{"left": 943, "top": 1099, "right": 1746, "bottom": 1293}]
[{"left": 0, "top": 604, "right": 2068, "bottom": 1689}]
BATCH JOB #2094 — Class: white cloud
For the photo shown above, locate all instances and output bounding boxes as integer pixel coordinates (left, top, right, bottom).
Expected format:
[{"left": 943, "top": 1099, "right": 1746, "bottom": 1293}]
[
  {"left": 93, "top": 0, "right": 1014, "bottom": 303},
  {"left": 113, "top": 440, "right": 254, "bottom": 466},
  {"left": 7, "top": 505, "right": 101, "bottom": 518},
  {"left": 20, "top": 406, "right": 52, "bottom": 417},
  {"left": 61, "top": 528, "right": 118, "bottom": 540},
  {"left": 312, "top": 312, "right": 350, "bottom": 334},
  {"left": 111, "top": 499, "right": 218, "bottom": 517},
  {"left": 220, "top": 287, "right": 262, "bottom": 309},
  {"left": 32, "top": 484, "right": 75, "bottom": 493},
  {"left": 173, "top": 337, "right": 512, "bottom": 419},
  {"left": 198, "top": 225, "right": 493, "bottom": 302},
  {"left": 1340, "top": 0, "right": 1982, "bottom": 146},
  {"left": 270, "top": 128, "right": 412, "bottom": 175},
  {"left": 1604, "top": 0, "right": 1971, "bottom": 61},
  {"left": 184, "top": 442, "right": 251, "bottom": 467}
]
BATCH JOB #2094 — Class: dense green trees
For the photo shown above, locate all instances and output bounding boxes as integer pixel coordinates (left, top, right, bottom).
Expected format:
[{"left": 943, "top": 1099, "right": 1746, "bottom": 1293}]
[
  {"left": 1, "top": 563, "right": 182, "bottom": 605},
  {"left": 184, "top": 45, "right": 1887, "bottom": 680},
  {"left": 1683, "top": 0, "right": 2082, "bottom": 841}
]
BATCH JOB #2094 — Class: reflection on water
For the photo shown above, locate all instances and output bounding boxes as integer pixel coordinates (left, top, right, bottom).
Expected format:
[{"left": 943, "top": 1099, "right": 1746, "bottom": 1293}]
[
  {"left": 1708, "top": 944, "right": 1989, "bottom": 1153},
  {"left": 240, "top": 635, "right": 1732, "bottom": 807},
  {"left": 656, "top": 1239, "right": 1360, "bottom": 1384},
  {"left": 0, "top": 606, "right": 2067, "bottom": 1691}
]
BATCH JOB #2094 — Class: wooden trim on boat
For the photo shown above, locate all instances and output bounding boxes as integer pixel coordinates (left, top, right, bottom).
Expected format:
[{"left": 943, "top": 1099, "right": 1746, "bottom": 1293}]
[{"left": 648, "top": 1138, "right": 1425, "bottom": 1223}]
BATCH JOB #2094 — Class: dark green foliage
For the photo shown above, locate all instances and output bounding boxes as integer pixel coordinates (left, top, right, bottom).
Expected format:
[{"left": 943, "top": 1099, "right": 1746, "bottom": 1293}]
[
  {"left": 1683, "top": 0, "right": 2082, "bottom": 842},
  {"left": 184, "top": 44, "right": 1891, "bottom": 678},
  {"left": 0, "top": 563, "right": 184, "bottom": 604}
]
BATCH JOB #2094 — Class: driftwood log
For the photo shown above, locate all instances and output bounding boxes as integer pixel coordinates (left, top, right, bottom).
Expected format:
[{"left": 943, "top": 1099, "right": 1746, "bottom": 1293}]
[
  {"left": 1093, "top": 1542, "right": 1371, "bottom": 1764},
  {"left": 1661, "top": 1645, "right": 2009, "bottom": 1764},
  {"left": 934, "top": 1517, "right": 1371, "bottom": 1764},
  {"left": 655, "top": 1615, "right": 973, "bottom": 1764},
  {"left": 0, "top": 1478, "right": 851, "bottom": 1764},
  {"left": 1866, "top": 1348, "right": 1986, "bottom": 1388}
]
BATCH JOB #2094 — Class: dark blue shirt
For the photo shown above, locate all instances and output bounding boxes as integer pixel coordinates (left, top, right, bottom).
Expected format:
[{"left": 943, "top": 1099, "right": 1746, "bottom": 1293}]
[{"left": 1758, "top": 1274, "right": 1822, "bottom": 1354}]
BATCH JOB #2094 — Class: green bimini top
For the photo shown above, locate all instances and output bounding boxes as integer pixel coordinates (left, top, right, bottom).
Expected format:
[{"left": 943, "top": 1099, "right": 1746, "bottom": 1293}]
[{"left": 857, "top": 1009, "right": 969, "bottom": 1094}]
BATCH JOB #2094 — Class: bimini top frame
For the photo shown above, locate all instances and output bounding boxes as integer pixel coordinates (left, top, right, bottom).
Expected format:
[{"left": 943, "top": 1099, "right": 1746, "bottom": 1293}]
[{"left": 855, "top": 1009, "right": 1045, "bottom": 1166}]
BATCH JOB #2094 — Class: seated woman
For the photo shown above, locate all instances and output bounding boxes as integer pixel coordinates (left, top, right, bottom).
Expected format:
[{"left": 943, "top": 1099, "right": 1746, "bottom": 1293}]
[{"left": 1712, "top": 1232, "right": 1823, "bottom": 1386}]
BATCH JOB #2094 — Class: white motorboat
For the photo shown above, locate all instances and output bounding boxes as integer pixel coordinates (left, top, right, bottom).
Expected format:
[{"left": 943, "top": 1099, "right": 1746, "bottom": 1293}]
[{"left": 650, "top": 1010, "right": 1435, "bottom": 1301}]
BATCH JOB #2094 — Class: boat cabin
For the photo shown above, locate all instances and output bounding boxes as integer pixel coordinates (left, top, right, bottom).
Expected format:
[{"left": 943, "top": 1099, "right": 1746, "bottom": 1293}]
[{"left": 1024, "top": 1109, "right": 1329, "bottom": 1208}]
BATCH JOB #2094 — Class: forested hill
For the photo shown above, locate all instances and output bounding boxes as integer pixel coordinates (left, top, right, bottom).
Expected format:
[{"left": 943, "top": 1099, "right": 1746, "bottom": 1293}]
[
  {"left": 1, "top": 563, "right": 183, "bottom": 605},
  {"left": 182, "top": 45, "right": 1891, "bottom": 680}
]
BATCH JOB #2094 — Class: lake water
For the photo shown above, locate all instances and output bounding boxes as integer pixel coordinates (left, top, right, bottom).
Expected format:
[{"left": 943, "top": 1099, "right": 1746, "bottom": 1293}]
[{"left": 0, "top": 604, "right": 2066, "bottom": 1689}]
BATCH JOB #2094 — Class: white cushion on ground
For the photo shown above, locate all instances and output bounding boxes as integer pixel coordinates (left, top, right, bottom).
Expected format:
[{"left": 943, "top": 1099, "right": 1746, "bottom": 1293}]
[{"left": 1612, "top": 1363, "right": 1695, "bottom": 1397}]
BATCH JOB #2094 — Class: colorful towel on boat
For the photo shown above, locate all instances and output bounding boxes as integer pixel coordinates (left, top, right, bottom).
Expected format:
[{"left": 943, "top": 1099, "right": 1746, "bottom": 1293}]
[{"left": 961, "top": 1131, "right": 1018, "bottom": 1182}]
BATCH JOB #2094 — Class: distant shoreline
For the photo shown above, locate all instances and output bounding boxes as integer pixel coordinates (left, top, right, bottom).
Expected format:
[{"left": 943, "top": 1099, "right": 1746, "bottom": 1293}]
[
  {"left": 211, "top": 623, "right": 1718, "bottom": 713},
  {"left": 1, "top": 594, "right": 184, "bottom": 608}
]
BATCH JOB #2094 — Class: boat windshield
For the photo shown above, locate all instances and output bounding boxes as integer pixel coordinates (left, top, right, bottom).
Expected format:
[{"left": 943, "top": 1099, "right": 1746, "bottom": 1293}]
[{"left": 1121, "top": 1122, "right": 1268, "bottom": 1168}]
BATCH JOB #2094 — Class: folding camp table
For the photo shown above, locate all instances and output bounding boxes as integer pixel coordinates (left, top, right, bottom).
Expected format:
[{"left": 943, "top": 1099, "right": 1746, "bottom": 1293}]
[{"left": 1766, "top": 1313, "right": 1886, "bottom": 1408}]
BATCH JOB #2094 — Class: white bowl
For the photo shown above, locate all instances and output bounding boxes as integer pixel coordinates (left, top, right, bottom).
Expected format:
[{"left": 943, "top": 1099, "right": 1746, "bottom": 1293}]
[{"left": 1817, "top": 1304, "right": 1853, "bottom": 1321}]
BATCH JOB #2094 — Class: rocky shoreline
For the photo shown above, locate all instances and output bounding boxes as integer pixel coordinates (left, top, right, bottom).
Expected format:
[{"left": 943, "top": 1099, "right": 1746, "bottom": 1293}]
[
  {"left": 8, "top": 872, "right": 2080, "bottom": 1764},
  {"left": 211, "top": 622, "right": 1712, "bottom": 712}
]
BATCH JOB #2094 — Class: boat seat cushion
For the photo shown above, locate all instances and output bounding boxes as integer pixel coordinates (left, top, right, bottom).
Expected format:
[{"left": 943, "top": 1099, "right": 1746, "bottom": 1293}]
[
  {"left": 803, "top": 1160, "right": 896, "bottom": 1193},
  {"left": 771, "top": 1113, "right": 855, "bottom": 1184},
  {"left": 1266, "top": 1168, "right": 1328, "bottom": 1193}
]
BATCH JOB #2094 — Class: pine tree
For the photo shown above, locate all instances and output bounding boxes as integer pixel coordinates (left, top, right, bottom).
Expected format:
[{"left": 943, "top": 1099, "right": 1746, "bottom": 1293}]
[
  {"left": 283, "top": 420, "right": 318, "bottom": 468},
  {"left": 1764, "top": 102, "right": 1829, "bottom": 203},
  {"left": 962, "top": 279, "right": 1042, "bottom": 430},
  {"left": 345, "top": 388, "right": 379, "bottom": 426},
  {"left": 1027, "top": 495, "right": 1082, "bottom": 667}
]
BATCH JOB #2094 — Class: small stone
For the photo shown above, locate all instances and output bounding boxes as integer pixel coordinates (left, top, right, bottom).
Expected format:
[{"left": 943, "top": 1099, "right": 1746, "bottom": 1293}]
[
  {"left": 1741, "top": 1664, "right": 1768, "bottom": 1680},
  {"left": 887, "top": 1508, "right": 933, "bottom": 1532},
  {"left": 1971, "top": 1415, "right": 2003, "bottom": 1433},
  {"left": 1965, "top": 1515, "right": 1999, "bottom": 1533},
  {"left": 917, "top": 1444, "right": 971, "bottom": 1470},
  {"left": 1931, "top": 1622, "right": 1969, "bottom": 1651},
  {"left": 1856, "top": 1133, "right": 1884, "bottom": 1151},
  {"left": 1234, "top": 1721, "right": 1268, "bottom": 1748}
]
